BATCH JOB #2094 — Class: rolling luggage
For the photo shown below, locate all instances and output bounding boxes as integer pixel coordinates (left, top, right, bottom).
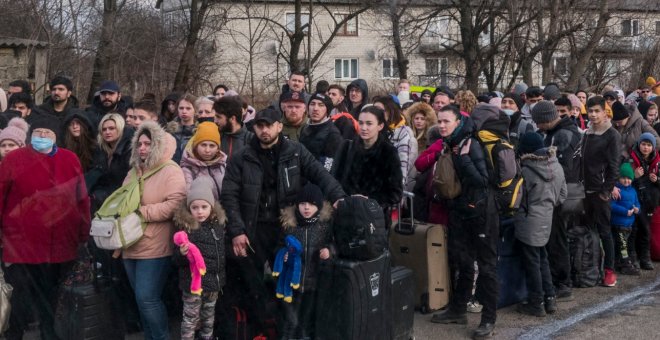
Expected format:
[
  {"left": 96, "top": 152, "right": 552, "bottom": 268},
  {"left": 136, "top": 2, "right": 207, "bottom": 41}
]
[
  {"left": 390, "top": 266, "right": 415, "bottom": 340},
  {"left": 315, "top": 251, "right": 391, "bottom": 340},
  {"left": 390, "top": 191, "right": 450, "bottom": 313},
  {"left": 497, "top": 218, "right": 527, "bottom": 308}
]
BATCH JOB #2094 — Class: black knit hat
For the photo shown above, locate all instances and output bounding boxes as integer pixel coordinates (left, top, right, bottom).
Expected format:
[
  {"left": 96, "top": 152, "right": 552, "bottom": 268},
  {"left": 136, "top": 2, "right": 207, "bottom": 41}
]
[
  {"left": 308, "top": 92, "right": 334, "bottom": 116},
  {"left": 502, "top": 93, "right": 524, "bottom": 111},
  {"left": 296, "top": 183, "right": 324, "bottom": 209},
  {"left": 611, "top": 101, "right": 630, "bottom": 121},
  {"left": 518, "top": 132, "right": 545, "bottom": 155},
  {"left": 29, "top": 114, "right": 60, "bottom": 136}
]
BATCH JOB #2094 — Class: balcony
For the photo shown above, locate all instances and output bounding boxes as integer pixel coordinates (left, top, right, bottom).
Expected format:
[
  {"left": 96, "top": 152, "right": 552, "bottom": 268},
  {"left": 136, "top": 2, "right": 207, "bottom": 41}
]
[
  {"left": 596, "top": 35, "right": 653, "bottom": 55},
  {"left": 419, "top": 35, "right": 460, "bottom": 53}
]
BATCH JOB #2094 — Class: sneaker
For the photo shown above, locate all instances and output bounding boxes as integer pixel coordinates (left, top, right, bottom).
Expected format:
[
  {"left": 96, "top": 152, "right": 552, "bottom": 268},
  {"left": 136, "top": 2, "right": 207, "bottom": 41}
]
[
  {"left": 544, "top": 296, "right": 557, "bottom": 314},
  {"left": 555, "top": 287, "right": 574, "bottom": 301},
  {"left": 640, "top": 259, "right": 655, "bottom": 270},
  {"left": 472, "top": 322, "right": 495, "bottom": 339},
  {"left": 467, "top": 300, "right": 483, "bottom": 313},
  {"left": 603, "top": 268, "right": 617, "bottom": 287},
  {"left": 430, "top": 308, "right": 468, "bottom": 324},
  {"left": 517, "top": 301, "right": 546, "bottom": 317},
  {"left": 619, "top": 261, "right": 641, "bottom": 276}
]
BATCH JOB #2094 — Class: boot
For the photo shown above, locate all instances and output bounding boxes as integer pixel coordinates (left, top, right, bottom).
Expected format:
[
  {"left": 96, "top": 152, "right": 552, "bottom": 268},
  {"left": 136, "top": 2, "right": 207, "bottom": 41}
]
[
  {"left": 619, "top": 259, "right": 641, "bottom": 276},
  {"left": 430, "top": 308, "right": 468, "bottom": 324},
  {"left": 472, "top": 322, "right": 495, "bottom": 339},
  {"left": 544, "top": 296, "right": 557, "bottom": 314},
  {"left": 517, "top": 300, "right": 546, "bottom": 317},
  {"left": 640, "top": 258, "right": 655, "bottom": 270}
]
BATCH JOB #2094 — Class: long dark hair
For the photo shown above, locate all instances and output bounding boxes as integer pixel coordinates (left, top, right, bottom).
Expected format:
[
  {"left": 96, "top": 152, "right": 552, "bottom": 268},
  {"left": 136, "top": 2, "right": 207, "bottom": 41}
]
[
  {"left": 373, "top": 96, "right": 404, "bottom": 126},
  {"left": 359, "top": 106, "right": 392, "bottom": 142},
  {"left": 64, "top": 118, "right": 96, "bottom": 171}
]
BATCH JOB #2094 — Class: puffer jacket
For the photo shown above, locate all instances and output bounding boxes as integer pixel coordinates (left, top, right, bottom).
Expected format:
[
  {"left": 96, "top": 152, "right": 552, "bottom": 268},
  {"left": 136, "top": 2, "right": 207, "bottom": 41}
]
[
  {"left": 390, "top": 121, "right": 418, "bottom": 187},
  {"left": 221, "top": 125, "right": 254, "bottom": 160},
  {"left": 221, "top": 135, "right": 346, "bottom": 240},
  {"left": 514, "top": 148, "right": 567, "bottom": 247},
  {"left": 180, "top": 146, "right": 227, "bottom": 201},
  {"left": 122, "top": 121, "right": 186, "bottom": 259},
  {"left": 630, "top": 146, "right": 660, "bottom": 211},
  {"left": 616, "top": 109, "right": 660, "bottom": 161},
  {"left": 299, "top": 118, "right": 344, "bottom": 171},
  {"left": 610, "top": 182, "right": 640, "bottom": 228},
  {"left": 543, "top": 116, "right": 582, "bottom": 183},
  {"left": 172, "top": 202, "right": 226, "bottom": 292},
  {"left": 279, "top": 202, "right": 333, "bottom": 292}
]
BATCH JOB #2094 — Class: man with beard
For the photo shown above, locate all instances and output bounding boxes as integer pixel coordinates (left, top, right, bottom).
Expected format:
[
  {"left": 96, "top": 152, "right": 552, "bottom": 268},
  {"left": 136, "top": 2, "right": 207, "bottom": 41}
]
[
  {"left": 39, "top": 76, "right": 79, "bottom": 120},
  {"left": 221, "top": 107, "right": 345, "bottom": 336},
  {"left": 86, "top": 80, "right": 129, "bottom": 127},
  {"left": 299, "top": 92, "right": 343, "bottom": 171},
  {"left": 279, "top": 91, "right": 308, "bottom": 142},
  {"left": 9, "top": 92, "right": 47, "bottom": 127},
  {"left": 214, "top": 96, "right": 253, "bottom": 160}
]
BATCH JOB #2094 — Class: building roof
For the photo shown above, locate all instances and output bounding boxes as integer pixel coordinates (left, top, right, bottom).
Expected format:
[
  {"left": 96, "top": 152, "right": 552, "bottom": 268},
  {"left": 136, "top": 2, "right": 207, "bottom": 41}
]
[{"left": 0, "top": 38, "right": 48, "bottom": 48}]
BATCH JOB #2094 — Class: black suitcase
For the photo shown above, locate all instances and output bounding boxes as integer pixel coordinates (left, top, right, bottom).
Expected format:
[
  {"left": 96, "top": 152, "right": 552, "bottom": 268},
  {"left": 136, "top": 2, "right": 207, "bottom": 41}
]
[
  {"left": 315, "top": 251, "right": 391, "bottom": 340},
  {"left": 390, "top": 266, "right": 414, "bottom": 340}
]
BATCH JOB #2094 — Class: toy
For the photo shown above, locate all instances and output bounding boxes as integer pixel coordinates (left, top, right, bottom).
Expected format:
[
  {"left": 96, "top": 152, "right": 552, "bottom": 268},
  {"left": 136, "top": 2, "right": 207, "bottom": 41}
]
[
  {"left": 173, "top": 231, "right": 206, "bottom": 295},
  {"left": 272, "top": 235, "right": 303, "bottom": 303}
]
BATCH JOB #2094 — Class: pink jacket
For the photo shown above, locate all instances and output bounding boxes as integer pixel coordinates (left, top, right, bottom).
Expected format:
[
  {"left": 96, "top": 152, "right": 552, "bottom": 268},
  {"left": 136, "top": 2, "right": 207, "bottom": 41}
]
[{"left": 180, "top": 147, "right": 227, "bottom": 201}]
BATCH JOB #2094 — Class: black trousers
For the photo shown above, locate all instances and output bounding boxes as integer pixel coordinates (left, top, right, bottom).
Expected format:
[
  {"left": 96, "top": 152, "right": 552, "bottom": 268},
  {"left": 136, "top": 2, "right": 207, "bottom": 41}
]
[
  {"left": 4, "top": 262, "right": 72, "bottom": 340},
  {"left": 447, "top": 194, "right": 499, "bottom": 324},
  {"left": 546, "top": 209, "right": 573, "bottom": 289},
  {"left": 281, "top": 290, "right": 316, "bottom": 340},
  {"left": 584, "top": 192, "right": 615, "bottom": 269},
  {"left": 630, "top": 207, "right": 652, "bottom": 261},
  {"left": 520, "top": 243, "right": 555, "bottom": 303}
]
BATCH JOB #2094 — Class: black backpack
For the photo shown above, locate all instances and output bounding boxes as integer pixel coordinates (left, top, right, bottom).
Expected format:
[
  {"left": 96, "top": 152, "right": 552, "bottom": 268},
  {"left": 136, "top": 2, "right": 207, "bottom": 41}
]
[
  {"left": 567, "top": 225, "right": 602, "bottom": 287},
  {"left": 333, "top": 196, "right": 388, "bottom": 260}
]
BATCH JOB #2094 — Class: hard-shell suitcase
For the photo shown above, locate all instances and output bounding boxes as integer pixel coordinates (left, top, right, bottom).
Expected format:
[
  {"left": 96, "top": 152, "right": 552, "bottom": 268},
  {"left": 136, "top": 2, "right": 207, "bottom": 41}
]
[
  {"left": 390, "top": 191, "right": 450, "bottom": 313},
  {"left": 497, "top": 219, "right": 527, "bottom": 308},
  {"left": 315, "top": 251, "right": 391, "bottom": 340},
  {"left": 390, "top": 266, "right": 415, "bottom": 340}
]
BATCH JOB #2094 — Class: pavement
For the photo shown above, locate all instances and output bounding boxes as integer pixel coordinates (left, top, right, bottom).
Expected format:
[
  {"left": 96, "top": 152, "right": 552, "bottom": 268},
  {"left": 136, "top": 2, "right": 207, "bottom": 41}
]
[{"left": 16, "top": 262, "right": 660, "bottom": 339}]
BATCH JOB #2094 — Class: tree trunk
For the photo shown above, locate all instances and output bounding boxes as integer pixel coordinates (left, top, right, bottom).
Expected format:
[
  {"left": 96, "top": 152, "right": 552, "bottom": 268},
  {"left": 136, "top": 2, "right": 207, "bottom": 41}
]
[
  {"left": 87, "top": 0, "right": 118, "bottom": 103},
  {"left": 390, "top": 1, "right": 408, "bottom": 80},
  {"left": 173, "top": 0, "right": 209, "bottom": 93},
  {"left": 287, "top": 0, "right": 305, "bottom": 72}
]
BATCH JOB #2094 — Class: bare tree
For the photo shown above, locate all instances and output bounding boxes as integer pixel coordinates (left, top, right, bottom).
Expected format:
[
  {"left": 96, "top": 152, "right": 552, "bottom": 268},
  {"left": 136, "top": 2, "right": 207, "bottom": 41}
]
[{"left": 87, "top": 0, "right": 125, "bottom": 102}]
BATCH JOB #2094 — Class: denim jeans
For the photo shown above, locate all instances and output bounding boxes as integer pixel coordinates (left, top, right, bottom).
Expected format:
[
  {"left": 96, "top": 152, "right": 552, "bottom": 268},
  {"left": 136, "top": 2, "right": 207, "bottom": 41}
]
[
  {"left": 519, "top": 242, "right": 555, "bottom": 304},
  {"left": 123, "top": 257, "right": 171, "bottom": 340}
]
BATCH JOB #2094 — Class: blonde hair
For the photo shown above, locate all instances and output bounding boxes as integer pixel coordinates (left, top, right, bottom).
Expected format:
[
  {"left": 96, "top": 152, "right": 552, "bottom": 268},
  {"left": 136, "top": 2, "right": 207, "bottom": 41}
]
[
  {"left": 454, "top": 90, "right": 477, "bottom": 114},
  {"left": 97, "top": 113, "right": 125, "bottom": 155},
  {"left": 195, "top": 96, "right": 214, "bottom": 108}
]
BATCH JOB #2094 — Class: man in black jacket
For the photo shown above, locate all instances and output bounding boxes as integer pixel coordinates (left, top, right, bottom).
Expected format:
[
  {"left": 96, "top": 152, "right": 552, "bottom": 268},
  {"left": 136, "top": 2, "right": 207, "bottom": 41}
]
[
  {"left": 214, "top": 96, "right": 253, "bottom": 160},
  {"left": 533, "top": 100, "right": 582, "bottom": 299},
  {"left": 85, "top": 80, "right": 129, "bottom": 127},
  {"left": 300, "top": 92, "right": 343, "bottom": 171},
  {"left": 39, "top": 76, "right": 79, "bottom": 120},
  {"left": 583, "top": 96, "right": 621, "bottom": 287}
]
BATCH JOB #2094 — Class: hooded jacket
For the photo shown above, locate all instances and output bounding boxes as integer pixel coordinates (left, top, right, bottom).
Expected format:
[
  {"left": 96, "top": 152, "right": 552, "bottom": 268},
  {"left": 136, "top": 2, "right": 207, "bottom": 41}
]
[
  {"left": 160, "top": 93, "right": 180, "bottom": 122},
  {"left": 221, "top": 125, "right": 254, "bottom": 160},
  {"left": 390, "top": 119, "right": 418, "bottom": 187},
  {"left": 300, "top": 118, "right": 344, "bottom": 171},
  {"left": 406, "top": 102, "right": 437, "bottom": 153},
  {"left": 87, "top": 127, "right": 135, "bottom": 213},
  {"left": 582, "top": 120, "right": 621, "bottom": 196},
  {"left": 180, "top": 145, "right": 227, "bottom": 201},
  {"left": 221, "top": 135, "right": 346, "bottom": 240},
  {"left": 543, "top": 116, "right": 582, "bottom": 183},
  {"left": 610, "top": 182, "right": 640, "bottom": 228},
  {"left": 166, "top": 120, "right": 195, "bottom": 164},
  {"left": 123, "top": 121, "right": 186, "bottom": 259},
  {"left": 630, "top": 145, "right": 660, "bottom": 211},
  {"left": 615, "top": 109, "right": 660, "bottom": 161},
  {"left": 514, "top": 148, "right": 567, "bottom": 247},
  {"left": 279, "top": 202, "right": 333, "bottom": 292},
  {"left": 39, "top": 94, "right": 79, "bottom": 120},
  {"left": 172, "top": 202, "right": 226, "bottom": 292},
  {"left": 344, "top": 79, "right": 369, "bottom": 119}
]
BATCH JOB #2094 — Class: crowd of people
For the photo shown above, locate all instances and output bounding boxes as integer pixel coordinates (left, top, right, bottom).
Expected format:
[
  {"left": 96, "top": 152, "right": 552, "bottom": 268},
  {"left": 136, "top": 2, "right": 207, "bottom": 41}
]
[{"left": 1, "top": 72, "right": 660, "bottom": 340}]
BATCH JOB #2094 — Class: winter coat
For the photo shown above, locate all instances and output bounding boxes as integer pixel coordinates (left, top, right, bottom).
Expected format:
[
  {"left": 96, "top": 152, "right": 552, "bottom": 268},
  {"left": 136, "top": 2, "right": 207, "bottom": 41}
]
[
  {"left": 509, "top": 111, "right": 536, "bottom": 150},
  {"left": 299, "top": 118, "right": 344, "bottom": 171},
  {"left": 221, "top": 135, "right": 346, "bottom": 240},
  {"left": 390, "top": 121, "right": 418, "bottom": 187},
  {"left": 615, "top": 109, "right": 660, "bottom": 161},
  {"left": 630, "top": 147, "right": 660, "bottom": 212},
  {"left": 172, "top": 202, "right": 227, "bottom": 292},
  {"left": 39, "top": 94, "right": 79, "bottom": 120},
  {"left": 406, "top": 102, "right": 437, "bottom": 154},
  {"left": 0, "top": 146, "right": 90, "bottom": 263},
  {"left": 514, "top": 148, "right": 567, "bottom": 247},
  {"left": 582, "top": 121, "right": 621, "bottom": 196},
  {"left": 221, "top": 125, "right": 254, "bottom": 160},
  {"left": 610, "top": 183, "right": 640, "bottom": 228},
  {"left": 87, "top": 127, "right": 135, "bottom": 214},
  {"left": 166, "top": 120, "right": 195, "bottom": 164},
  {"left": 331, "top": 136, "right": 403, "bottom": 208},
  {"left": 160, "top": 93, "right": 180, "bottom": 122},
  {"left": 122, "top": 122, "right": 186, "bottom": 259},
  {"left": 543, "top": 116, "right": 583, "bottom": 183},
  {"left": 86, "top": 95, "right": 130, "bottom": 129},
  {"left": 344, "top": 79, "right": 369, "bottom": 119},
  {"left": 180, "top": 146, "right": 227, "bottom": 201},
  {"left": 281, "top": 116, "right": 308, "bottom": 142},
  {"left": 279, "top": 202, "right": 333, "bottom": 292},
  {"left": 415, "top": 138, "right": 443, "bottom": 173}
]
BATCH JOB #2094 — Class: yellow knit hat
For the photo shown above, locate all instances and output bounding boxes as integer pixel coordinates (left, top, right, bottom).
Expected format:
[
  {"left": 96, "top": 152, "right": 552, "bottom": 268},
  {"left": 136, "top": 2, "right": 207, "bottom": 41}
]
[
  {"left": 192, "top": 122, "right": 220, "bottom": 148},
  {"left": 605, "top": 102, "right": 613, "bottom": 119}
]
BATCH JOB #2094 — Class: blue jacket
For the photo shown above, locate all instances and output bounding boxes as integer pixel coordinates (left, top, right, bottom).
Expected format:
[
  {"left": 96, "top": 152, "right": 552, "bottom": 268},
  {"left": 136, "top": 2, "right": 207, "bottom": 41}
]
[{"left": 610, "top": 183, "right": 640, "bottom": 228}]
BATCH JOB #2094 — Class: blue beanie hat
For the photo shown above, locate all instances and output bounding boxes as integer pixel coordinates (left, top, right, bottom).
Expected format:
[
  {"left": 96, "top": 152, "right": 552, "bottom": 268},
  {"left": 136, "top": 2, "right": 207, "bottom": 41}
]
[{"left": 639, "top": 132, "right": 657, "bottom": 150}]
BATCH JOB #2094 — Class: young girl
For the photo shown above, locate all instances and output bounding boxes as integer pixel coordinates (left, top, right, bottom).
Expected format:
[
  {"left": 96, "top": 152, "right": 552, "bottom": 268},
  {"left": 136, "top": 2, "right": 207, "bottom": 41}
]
[
  {"left": 405, "top": 101, "right": 436, "bottom": 154},
  {"left": 0, "top": 117, "right": 28, "bottom": 163},
  {"left": 168, "top": 93, "right": 198, "bottom": 163},
  {"left": 173, "top": 177, "right": 226, "bottom": 340},
  {"left": 279, "top": 183, "right": 333, "bottom": 340},
  {"left": 180, "top": 121, "right": 227, "bottom": 200},
  {"left": 62, "top": 110, "right": 97, "bottom": 171}
]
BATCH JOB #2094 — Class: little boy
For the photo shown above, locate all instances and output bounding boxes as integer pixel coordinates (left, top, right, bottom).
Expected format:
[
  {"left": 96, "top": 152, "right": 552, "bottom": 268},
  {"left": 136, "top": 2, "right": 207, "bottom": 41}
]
[
  {"left": 278, "top": 183, "right": 333, "bottom": 339},
  {"left": 610, "top": 162, "right": 641, "bottom": 275}
]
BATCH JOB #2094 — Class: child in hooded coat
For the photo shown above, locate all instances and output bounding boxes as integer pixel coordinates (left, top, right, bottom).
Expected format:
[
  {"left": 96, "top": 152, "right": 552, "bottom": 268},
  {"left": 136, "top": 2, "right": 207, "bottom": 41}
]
[{"left": 610, "top": 162, "right": 641, "bottom": 276}]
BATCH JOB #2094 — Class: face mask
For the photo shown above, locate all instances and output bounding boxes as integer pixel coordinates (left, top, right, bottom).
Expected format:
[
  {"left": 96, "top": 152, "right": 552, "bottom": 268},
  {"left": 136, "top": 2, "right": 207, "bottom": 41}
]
[
  {"left": 502, "top": 109, "right": 515, "bottom": 116},
  {"left": 529, "top": 103, "right": 537, "bottom": 111},
  {"left": 31, "top": 136, "right": 54, "bottom": 152}
]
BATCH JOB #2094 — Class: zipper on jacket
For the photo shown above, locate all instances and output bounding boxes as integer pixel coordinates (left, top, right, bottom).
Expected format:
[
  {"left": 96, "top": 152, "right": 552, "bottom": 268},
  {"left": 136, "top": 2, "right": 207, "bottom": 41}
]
[
  {"left": 302, "top": 228, "right": 308, "bottom": 293},
  {"left": 207, "top": 168, "right": 221, "bottom": 198},
  {"left": 211, "top": 227, "right": 221, "bottom": 287},
  {"left": 284, "top": 167, "right": 291, "bottom": 188}
]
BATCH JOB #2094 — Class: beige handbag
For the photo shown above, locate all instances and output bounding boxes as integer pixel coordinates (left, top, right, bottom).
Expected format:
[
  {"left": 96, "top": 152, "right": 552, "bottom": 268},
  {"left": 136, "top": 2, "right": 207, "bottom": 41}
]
[{"left": 0, "top": 264, "right": 13, "bottom": 335}]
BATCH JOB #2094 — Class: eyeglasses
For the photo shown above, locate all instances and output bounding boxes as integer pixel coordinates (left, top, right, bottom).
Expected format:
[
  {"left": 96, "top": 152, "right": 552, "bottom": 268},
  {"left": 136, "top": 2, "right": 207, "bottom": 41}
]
[
  {"left": 32, "top": 129, "right": 55, "bottom": 137},
  {"left": 641, "top": 90, "right": 651, "bottom": 93}
]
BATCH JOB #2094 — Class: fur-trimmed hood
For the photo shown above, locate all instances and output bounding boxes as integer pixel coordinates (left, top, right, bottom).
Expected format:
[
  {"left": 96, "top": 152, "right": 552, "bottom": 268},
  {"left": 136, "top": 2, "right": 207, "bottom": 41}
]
[
  {"left": 280, "top": 201, "right": 334, "bottom": 229},
  {"left": 521, "top": 146, "right": 559, "bottom": 182},
  {"left": 173, "top": 201, "right": 227, "bottom": 232},
  {"left": 405, "top": 102, "right": 436, "bottom": 131},
  {"left": 130, "top": 121, "right": 176, "bottom": 172}
]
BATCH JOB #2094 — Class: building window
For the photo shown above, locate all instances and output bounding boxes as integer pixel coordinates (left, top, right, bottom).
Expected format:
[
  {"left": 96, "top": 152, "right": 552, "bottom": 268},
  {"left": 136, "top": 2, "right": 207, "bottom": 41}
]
[
  {"left": 336, "top": 13, "right": 358, "bottom": 36},
  {"left": 621, "top": 19, "right": 639, "bottom": 36},
  {"left": 382, "top": 58, "right": 399, "bottom": 79},
  {"left": 286, "top": 13, "right": 310, "bottom": 33},
  {"left": 425, "top": 58, "right": 448, "bottom": 86},
  {"left": 335, "top": 58, "right": 359, "bottom": 80},
  {"left": 553, "top": 57, "right": 568, "bottom": 76}
]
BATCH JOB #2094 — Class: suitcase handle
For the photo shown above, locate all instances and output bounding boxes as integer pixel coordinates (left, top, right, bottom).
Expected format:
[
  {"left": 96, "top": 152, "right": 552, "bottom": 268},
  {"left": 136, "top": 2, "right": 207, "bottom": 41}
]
[{"left": 395, "top": 191, "right": 415, "bottom": 235}]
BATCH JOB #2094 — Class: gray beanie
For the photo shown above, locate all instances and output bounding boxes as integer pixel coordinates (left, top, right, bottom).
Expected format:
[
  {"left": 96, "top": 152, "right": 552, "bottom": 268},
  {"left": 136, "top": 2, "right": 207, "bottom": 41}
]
[
  {"left": 531, "top": 100, "right": 559, "bottom": 124},
  {"left": 471, "top": 103, "right": 500, "bottom": 131},
  {"left": 187, "top": 177, "right": 215, "bottom": 207},
  {"left": 512, "top": 83, "right": 528, "bottom": 96}
]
